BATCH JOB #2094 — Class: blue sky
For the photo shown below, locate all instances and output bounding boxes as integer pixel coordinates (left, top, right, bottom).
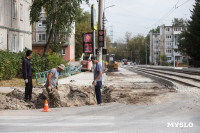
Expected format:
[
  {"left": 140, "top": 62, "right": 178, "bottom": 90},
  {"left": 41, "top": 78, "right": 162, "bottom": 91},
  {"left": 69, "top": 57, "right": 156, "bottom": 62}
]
[{"left": 81, "top": 0, "right": 195, "bottom": 42}]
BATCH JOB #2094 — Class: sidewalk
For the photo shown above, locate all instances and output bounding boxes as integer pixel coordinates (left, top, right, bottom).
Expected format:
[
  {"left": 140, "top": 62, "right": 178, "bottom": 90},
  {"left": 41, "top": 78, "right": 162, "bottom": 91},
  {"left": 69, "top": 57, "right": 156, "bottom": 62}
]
[
  {"left": 58, "top": 71, "right": 93, "bottom": 86},
  {"left": 58, "top": 71, "right": 107, "bottom": 87}
]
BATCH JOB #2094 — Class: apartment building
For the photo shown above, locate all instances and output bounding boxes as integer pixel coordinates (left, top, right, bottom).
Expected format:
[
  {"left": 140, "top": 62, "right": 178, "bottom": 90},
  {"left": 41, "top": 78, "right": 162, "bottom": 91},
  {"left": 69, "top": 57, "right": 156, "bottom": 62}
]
[
  {"left": 32, "top": 9, "right": 75, "bottom": 62},
  {"left": 0, "top": 0, "right": 32, "bottom": 52},
  {"left": 150, "top": 25, "right": 187, "bottom": 65},
  {"left": 150, "top": 33, "right": 160, "bottom": 65}
]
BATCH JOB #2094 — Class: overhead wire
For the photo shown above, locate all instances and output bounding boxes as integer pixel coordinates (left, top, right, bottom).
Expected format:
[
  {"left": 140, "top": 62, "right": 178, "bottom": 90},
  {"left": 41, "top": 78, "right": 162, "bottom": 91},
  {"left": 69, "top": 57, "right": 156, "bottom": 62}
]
[{"left": 144, "top": 0, "right": 192, "bottom": 34}]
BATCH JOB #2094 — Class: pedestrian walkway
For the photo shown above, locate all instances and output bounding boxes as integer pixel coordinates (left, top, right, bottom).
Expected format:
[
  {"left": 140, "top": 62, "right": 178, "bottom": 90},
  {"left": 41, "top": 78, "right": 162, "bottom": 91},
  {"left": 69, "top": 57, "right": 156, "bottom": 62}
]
[{"left": 58, "top": 71, "right": 107, "bottom": 87}]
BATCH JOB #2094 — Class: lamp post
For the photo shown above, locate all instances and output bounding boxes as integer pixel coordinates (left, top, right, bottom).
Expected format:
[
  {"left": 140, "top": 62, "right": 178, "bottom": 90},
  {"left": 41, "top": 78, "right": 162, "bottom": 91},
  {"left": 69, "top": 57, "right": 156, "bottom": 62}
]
[{"left": 103, "top": 4, "right": 115, "bottom": 30}]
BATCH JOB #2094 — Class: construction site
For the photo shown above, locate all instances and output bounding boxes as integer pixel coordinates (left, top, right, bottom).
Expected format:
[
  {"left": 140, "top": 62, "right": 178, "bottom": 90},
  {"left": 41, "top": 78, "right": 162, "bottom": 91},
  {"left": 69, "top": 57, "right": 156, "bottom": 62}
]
[
  {"left": 1, "top": 64, "right": 200, "bottom": 132},
  {"left": 0, "top": 65, "right": 176, "bottom": 110}
]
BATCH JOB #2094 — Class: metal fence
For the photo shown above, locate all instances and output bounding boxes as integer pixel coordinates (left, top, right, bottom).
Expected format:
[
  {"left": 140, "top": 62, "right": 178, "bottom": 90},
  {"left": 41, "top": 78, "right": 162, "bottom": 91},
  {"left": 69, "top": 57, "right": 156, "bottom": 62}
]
[{"left": 35, "top": 66, "right": 81, "bottom": 85}]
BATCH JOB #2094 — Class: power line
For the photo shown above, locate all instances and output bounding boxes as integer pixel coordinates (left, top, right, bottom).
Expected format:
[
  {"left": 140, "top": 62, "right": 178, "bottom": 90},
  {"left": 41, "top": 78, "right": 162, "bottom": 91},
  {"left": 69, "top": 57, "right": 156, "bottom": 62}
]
[{"left": 144, "top": 0, "right": 192, "bottom": 34}]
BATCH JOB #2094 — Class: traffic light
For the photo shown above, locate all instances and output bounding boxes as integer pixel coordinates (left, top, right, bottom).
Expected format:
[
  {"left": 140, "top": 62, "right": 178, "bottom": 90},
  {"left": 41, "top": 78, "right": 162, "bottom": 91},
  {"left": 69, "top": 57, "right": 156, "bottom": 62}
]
[
  {"left": 96, "top": 49, "right": 99, "bottom": 55},
  {"left": 98, "top": 30, "right": 104, "bottom": 47},
  {"left": 102, "top": 49, "right": 107, "bottom": 55},
  {"left": 83, "top": 33, "right": 93, "bottom": 54}
]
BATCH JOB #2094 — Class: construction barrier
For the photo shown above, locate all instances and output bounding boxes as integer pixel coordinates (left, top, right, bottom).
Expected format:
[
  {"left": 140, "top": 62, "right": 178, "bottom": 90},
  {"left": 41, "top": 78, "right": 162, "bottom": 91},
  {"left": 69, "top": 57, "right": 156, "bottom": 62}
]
[{"left": 35, "top": 66, "right": 81, "bottom": 85}]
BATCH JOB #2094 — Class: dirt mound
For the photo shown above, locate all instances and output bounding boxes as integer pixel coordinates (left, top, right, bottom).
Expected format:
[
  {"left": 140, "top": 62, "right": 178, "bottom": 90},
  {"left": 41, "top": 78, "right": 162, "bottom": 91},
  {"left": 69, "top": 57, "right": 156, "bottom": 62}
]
[
  {"left": 59, "top": 85, "right": 96, "bottom": 107},
  {"left": 0, "top": 93, "right": 35, "bottom": 110},
  {"left": 1, "top": 85, "right": 97, "bottom": 110},
  {"left": 6, "top": 88, "right": 38, "bottom": 101},
  {"left": 0, "top": 83, "right": 176, "bottom": 110}
]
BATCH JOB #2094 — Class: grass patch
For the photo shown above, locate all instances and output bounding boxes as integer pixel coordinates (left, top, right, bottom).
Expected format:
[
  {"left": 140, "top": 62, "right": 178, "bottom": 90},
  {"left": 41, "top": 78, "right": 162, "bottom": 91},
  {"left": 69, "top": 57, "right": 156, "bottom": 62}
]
[{"left": 0, "top": 78, "right": 37, "bottom": 87}]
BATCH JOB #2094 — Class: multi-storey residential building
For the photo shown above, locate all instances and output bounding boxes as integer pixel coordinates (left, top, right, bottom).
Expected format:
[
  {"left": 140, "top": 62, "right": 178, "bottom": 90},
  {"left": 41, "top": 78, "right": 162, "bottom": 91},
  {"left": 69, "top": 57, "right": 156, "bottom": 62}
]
[
  {"left": 32, "top": 8, "right": 75, "bottom": 62},
  {"left": 150, "top": 33, "right": 160, "bottom": 65},
  {"left": 0, "top": 0, "right": 32, "bottom": 52},
  {"left": 150, "top": 25, "right": 187, "bottom": 65}
]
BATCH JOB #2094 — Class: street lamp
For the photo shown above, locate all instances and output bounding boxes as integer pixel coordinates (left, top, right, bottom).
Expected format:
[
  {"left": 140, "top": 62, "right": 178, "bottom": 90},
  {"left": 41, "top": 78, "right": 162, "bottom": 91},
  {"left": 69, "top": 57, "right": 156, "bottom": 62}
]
[
  {"left": 105, "top": 5, "right": 115, "bottom": 10},
  {"left": 103, "top": 4, "right": 115, "bottom": 49},
  {"left": 103, "top": 4, "right": 115, "bottom": 28}
]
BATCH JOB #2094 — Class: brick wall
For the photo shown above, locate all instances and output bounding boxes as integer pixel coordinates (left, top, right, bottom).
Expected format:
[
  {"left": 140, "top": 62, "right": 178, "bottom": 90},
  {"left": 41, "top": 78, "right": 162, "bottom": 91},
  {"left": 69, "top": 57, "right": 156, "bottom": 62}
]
[
  {"left": 63, "top": 45, "right": 75, "bottom": 62},
  {"left": 33, "top": 45, "right": 75, "bottom": 62},
  {"left": 32, "top": 46, "right": 52, "bottom": 56}
]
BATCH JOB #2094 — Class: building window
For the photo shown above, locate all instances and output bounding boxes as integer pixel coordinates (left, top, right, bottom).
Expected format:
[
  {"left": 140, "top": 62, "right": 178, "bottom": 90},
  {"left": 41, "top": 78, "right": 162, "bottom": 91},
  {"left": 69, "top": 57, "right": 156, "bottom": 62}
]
[
  {"left": 61, "top": 48, "right": 66, "bottom": 55},
  {"left": 174, "top": 27, "right": 182, "bottom": 31},
  {"left": 175, "top": 56, "right": 181, "bottom": 61},
  {"left": 166, "top": 42, "right": 172, "bottom": 46},
  {"left": 167, "top": 57, "right": 172, "bottom": 61},
  {"left": 154, "top": 41, "right": 158, "bottom": 44},
  {"left": 166, "top": 49, "right": 172, "bottom": 53},
  {"left": 13, "top": 1, "right": 17, "bottom": 18},
  {"left": 166, "top": 28, "right": 171, "bottom": 31},
  {"left": 166, "top": 35, "right": 172, "bottom": 39},
  {"left": 39, "top": 34, "right": 46, "bottom": 41},
  {"left": 38, "top": 20, "right": 46, "bottom": 27},
  {"left": 13, "top": 35, "right": 17, "bottom": 52},
  {"left": 19, "top": 35, "right": 24, "bottom": 51},
  {"left": 20, "top": 4, "right": 23, "bottom": 21}
]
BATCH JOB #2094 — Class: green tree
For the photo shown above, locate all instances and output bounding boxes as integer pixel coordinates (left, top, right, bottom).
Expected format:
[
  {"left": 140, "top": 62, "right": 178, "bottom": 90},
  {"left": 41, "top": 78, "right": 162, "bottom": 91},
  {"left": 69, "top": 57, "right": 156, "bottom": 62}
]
[
  {"left": 172, "top": 18, "right": 186, "bottom": 27},
  {"left": 75, "top": 11, "right": 92, "bottom": 60},
  {"left": 160, "top": 54, "right": 169, "bottom": 66},
  {"left": 178, "top": 0, "right": 200, "bottom": 60},
  {"left": 106, "top": 36, "right": 112, "bottom": 53},
  {"left": 30, "top": 0, "right": 89, "bottom": 56},
  {"left": 127, "top": 35, "right": 146, "bottom": 64}
]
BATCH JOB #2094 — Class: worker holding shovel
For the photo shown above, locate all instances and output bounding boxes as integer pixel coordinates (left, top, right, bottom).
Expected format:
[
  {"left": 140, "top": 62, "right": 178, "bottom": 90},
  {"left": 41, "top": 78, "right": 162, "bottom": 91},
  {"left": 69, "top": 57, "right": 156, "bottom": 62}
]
[{"left": 44, "top": 64, "right": 65, "bottom": 107}]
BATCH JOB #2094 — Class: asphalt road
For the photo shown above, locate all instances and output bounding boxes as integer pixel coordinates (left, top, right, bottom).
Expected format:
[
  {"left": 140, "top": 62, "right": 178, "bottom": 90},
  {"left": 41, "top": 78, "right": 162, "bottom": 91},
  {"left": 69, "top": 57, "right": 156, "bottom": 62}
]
[{"left": 0, "top": 66, "right": 200, "bottom": 133}]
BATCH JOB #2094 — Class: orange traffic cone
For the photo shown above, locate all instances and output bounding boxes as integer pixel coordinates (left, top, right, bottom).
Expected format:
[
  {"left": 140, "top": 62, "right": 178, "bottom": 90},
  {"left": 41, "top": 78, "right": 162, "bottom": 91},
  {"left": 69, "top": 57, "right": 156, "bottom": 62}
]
[{"left": 42, "top": 100, "right": 51, "bottom": 112}]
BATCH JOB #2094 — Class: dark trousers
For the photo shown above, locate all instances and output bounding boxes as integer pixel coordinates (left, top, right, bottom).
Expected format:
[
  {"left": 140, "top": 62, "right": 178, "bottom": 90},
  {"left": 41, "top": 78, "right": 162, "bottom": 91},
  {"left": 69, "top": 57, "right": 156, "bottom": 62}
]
[
  {"left": 95, "top": 81, "right": 102, "bottom": 104},
  {"left": 25, "top": 77, "right": 33, "bottom": 100}
]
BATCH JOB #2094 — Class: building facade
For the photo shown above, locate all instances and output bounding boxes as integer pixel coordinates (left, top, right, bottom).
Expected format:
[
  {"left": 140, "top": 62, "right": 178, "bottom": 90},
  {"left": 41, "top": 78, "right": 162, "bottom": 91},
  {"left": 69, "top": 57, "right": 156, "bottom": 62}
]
[
  {"left": 150, "top": 25, "right": 187, "bottom": 65},
  {"left": 150, "top": 33, "right": 160, "bottom": 65},
  {"left": 0, "top": 0, "right": 32, "bottom": 52},
  {"left": 32, "top": 9, "right": 75, "bottom": 62}
]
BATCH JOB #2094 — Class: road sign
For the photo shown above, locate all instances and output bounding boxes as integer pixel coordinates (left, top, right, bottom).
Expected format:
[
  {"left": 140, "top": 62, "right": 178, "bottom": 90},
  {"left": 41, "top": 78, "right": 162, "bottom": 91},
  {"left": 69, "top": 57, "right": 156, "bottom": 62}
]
[
  {"left": 83, "top": 33, "right": 93, "bottom": 54},
  {"left": 91, "top": 5, "right": 97, "bottom": 30},
  {"left": 98, "top": 30, "right": 104, "bottom": 47}
]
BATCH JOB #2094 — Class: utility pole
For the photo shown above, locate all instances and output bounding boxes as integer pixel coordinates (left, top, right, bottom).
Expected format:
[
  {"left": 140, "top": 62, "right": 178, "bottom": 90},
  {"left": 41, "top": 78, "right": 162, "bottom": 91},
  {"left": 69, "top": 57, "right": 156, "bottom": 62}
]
[
  {"left": 98, "top": 0, "right": 103, "bottom": 65},
  {"left": 145, "top": 43, "right": 147, "bottom": 65}
]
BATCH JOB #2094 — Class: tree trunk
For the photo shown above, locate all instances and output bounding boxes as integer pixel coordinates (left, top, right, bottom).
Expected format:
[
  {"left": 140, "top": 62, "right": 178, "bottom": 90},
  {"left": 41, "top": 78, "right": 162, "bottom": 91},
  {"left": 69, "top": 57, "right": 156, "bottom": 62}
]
[{"left": 43, "top": 28, "right": 54, "bottom": 57}]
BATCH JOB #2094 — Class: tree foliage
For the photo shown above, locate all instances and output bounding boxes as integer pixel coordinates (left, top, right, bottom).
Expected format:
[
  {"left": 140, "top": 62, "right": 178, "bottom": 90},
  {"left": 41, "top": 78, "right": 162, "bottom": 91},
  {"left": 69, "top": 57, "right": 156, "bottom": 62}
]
[
  {"left": 172, "top": 18, "right": 186, "bottom": 27},
  {"left": 178, "top": 0, "right": 200, "bottom": 60},
  {"left": 127, "top": 35, "right": 146, "bottom": 64},
  {"left": 30, "top": 0, "right": 89, "bottom": 56},
  {"left": 75, "top": 11, "right": 92, "bottom": 60},
  {"left": 110, "top": 34, "right": 146, "bottom": 64}
]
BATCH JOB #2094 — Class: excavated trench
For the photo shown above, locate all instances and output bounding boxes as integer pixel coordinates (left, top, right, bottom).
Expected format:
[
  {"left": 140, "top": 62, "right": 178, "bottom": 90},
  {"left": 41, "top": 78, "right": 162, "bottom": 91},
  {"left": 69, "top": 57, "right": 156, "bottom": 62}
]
[{"left": 0, "top": 83, "right": 176, "bottom": 110}]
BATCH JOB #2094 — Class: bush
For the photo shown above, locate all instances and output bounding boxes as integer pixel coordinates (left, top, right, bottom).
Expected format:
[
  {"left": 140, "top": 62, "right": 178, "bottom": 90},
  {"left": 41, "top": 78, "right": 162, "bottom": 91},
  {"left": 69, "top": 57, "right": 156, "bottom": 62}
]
[
  {"left": 0, "top": 51, "right": 21, "bottom": 80},
  {"left": 0, "top": 50, "right": 67, "bottom": 81},
  {"left": 45, "top": 52, "right": 66, "bottom": 70}
]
